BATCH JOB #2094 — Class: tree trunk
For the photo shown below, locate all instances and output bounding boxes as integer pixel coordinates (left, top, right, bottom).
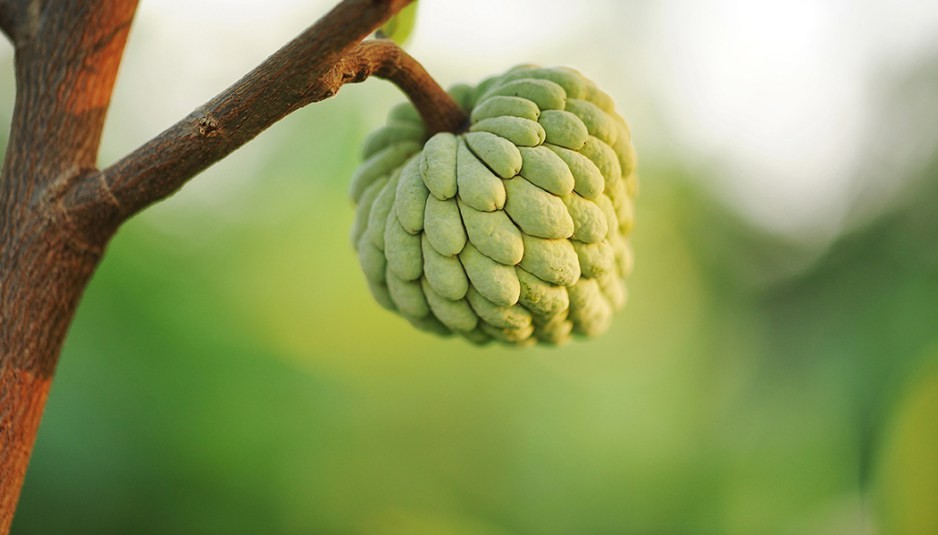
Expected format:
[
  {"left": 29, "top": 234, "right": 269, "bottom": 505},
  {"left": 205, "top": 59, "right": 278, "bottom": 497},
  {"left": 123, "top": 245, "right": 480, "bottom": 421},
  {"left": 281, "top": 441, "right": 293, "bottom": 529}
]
[{"left": 0, "top": 2, "right": 137, "bottom": 530}]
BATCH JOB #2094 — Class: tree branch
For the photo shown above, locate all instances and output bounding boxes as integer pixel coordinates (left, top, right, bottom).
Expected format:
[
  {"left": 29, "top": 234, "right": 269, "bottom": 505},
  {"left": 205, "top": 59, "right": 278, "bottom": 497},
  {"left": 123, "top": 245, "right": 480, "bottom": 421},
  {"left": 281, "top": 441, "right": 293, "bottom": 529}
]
[
  {"left": 0, "top": 0, "right": 27, "bottom": 43},
  {"left": 327, "top": 39, "right": 467, "bottom": 135},
  {"left": 63, "top": 0, "right": 425, "bottom": 241}
]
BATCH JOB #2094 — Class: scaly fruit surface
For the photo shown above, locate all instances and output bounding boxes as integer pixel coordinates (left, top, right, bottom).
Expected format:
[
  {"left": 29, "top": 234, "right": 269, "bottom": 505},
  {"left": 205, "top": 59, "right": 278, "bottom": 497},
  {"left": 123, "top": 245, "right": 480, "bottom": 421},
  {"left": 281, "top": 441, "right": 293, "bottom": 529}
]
[{"left": 350, "top": 65, "right": 637, "bottom": 346}]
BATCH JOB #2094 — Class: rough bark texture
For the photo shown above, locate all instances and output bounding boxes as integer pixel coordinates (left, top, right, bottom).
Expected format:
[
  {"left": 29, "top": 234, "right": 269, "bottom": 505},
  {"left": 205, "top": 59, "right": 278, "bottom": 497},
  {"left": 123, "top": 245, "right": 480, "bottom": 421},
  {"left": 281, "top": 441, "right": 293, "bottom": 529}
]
[
  {"left": 0, "top": 2, "right": 138, "bottom": 528},
  {"left": 0, "top": 0, "right": 464, "bottom": 531}
]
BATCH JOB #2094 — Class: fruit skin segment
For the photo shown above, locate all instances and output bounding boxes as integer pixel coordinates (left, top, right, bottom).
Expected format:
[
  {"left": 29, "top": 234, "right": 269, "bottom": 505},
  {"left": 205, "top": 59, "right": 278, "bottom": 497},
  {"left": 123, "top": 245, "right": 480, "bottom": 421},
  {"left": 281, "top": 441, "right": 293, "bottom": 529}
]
[{"left": 350, "top": 65, "right": 638, "bottom": 346}]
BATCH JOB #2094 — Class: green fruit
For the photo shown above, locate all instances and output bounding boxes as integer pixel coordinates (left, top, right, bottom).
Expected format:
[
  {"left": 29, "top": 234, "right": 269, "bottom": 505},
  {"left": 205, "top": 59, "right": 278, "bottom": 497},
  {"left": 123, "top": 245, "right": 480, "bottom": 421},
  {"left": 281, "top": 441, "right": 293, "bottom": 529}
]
[
  {"left": 487, "top": 78, "right": 566, "bottom": 111},
  {"left": 459, "top": 242, "right": 521, "bottom": 307},
  {"left": 386, "top": 267, "right": 430, "bottom": 320},
  {"left": 565, "top": 99, "right": 617, "bottom": 145},
  {"left": 466, "top": 287, "right": 533, "bottom": 330},
  {"left": 464, "top": 131, "right": 522, "bottom": 179},
  {"left": 455, "top": 137, "right": 506, "bottom": 211},
  {"left": 423, "top": 196, "right": 467, "bottom": 256},
  {"left": 533, "top": 310, "right": 573, "bottom": 345},
  {"left": 349, "top": 66, "right": 637, "bottom": 346},
  {"left": 366, "top": 172, "right": 401, "bottom": 250},
  {"left": 519, "top": 234, "right": 581, "bottom": 287},
  {"left": 538, "top": 110, "right": 589, "bottom": 150},
  {"left": 383, "top": 210, "right": 422, "bottom": 281},
  {"left": 394, "top": 156, "right": 428, "bottom": 234},
  {"left": 421, "top": 278, "right": 478, "bottom": 332},
  {"left": 518, "top": 145, "right": 575, "bottom": 195},
  {"left": 470, "top": 116, "right": 545, "bottom": 147},
  {"left": 563, "top": 193, "right": 608, "bottom": 244},
  {"left": 517, "top": 268, "right": 569, "bottom": 317},
  {"left": 470, "top": 96, "right": 540, "bottom": 123},
  {"left": 350, "top": 141, "right": 420, "bottom": 203},
  {"left": 420, "top": 132, "right": 459, "bottom": 200},
  {"left": 503, "top": 177, "right": 574, "bottom": 239},
  {"left": 458, "top": 199, "right": 524, "bottom": 266},
  {"left": 422, "top": 235, "right": 469, "bottom": 300}
]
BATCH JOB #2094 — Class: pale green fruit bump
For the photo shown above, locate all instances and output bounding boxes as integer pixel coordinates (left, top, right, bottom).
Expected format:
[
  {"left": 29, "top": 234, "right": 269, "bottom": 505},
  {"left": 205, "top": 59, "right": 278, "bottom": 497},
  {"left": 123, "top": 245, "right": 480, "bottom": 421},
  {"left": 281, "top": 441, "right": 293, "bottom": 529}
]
[
  {"left": 610, "top": 232, "right": 634, "bottom": 277},
  {"left": 568, "top": 278, "right": 613, "bottom": 337},
  {"left": 565, "top": 99, "right": 618, "bottom": 146},
  {"left": 421, "top": 234, "right": 469, "bottom": 300},
  {"left": 538, "top": 110, "right": 589, "bottom": 150},
  {"left": 464, "top": 131, "right": 522, "bottom": 179},
  {"left": 408, "top": 314, "right": 454, "bottom": 337},
  {"left": 423, "top": 195, "right": 467, "bottom": 257},
  {"left": 585, "top": 82, "right": 617, "bottom": 113},
  {"left": 387, "top": 101, "right": 422, "bottom": 125},
  {"left": 386, "top": 267, "right": 430, "bottom": 320},
  {"left": 350, "top": 175, "right": 387, "bottom": 246},
  {"left": 470, "top": 116, "right": 546, "bottom": 147},
  {"left": 533, "top": 310, "right": 573, "bottom": 345},
  {"left": 456, "top": 138, "right": 506, "bottom": 211},
  {"left": 489, "top": 78, "right": 566, "bottom": 111},
  {"left": 562, "top": 193, "right": 608, "bottom": 244},
  {"left": 460, "top": 327, "right": 494, "bottom": 345},
  {"left": 448, "top": 83, "right": 476, "bottom": 113},
  {"left": 503, "top": 177, "right": 574, "bottom": 240},
  {"left": 366, "top": 172, "right": 401, "bottom": 250},
  {"left": 394, "top": 155, "right": 429, "bottom": 234},
  {"left": 612, "top": 128, "right": 637, "bottom": 180},
  {"left": 597, "top": 271, "right": 627, "bottom": 311},
  {"left": 572, "top": 240, "right": 616, "bottom": 279},
  {"left": 466, "top": 287, "right": 533, "bottom": 330},
  {"left": 384, "top": 210, "right": 423, "bottom": 281},
  {"left": 459, "top": 242, "right": 521, "bottom": 307},
  {"left": 458, "top": 199, "right": 524, "bottom": 266},
  {"left": 421, "top": 278, "right": 479, "bottom": 332},
  {"left": 469, "top": 116, "right": 547, "bottom": 147},
  {"left": 580, "top": 136, "right": 622, "bottom": 187},
  {"left": 356, "top": 234, "right": 387, "bottom": 287},
  {"left": 480, "top": 322, "right": 536, "bottom": 345},
  {"left": 607, "top": 178, "right": 634, "bottom": 235},
  {"left": 472, "top": 75, "right": 502, "bottom": 107},
  {"left": 546, "top": 144, "right": 605, "bottom": 200},
  {"left": 366, "top": 279, "right": 396, "bottom": 312},
  {"left": 350, "top": 140, "right": 420, "bottom": 203},
  {"left": 362, "top": 122, "right": 425, "bottom": 160},
  {"left": 502, "top": 67, "right": 587, "bottom": 99},
  {"left": 470, "top": 96, "right": 540, "bottom": 123},
  {"left": 420, "top": 132, "right": 458, "bottom": 200},
  {"left": 594, "top": 193, "right": 619, "bottom": 240},
  {"left": 519, "top": 234, "right": 581, "bottom": 287},
  {"left": 518, "top": 146, "right": 575, "bottom": 195},
  {"left": 516, "top": 267, "right": 569, "bottom": 317}
]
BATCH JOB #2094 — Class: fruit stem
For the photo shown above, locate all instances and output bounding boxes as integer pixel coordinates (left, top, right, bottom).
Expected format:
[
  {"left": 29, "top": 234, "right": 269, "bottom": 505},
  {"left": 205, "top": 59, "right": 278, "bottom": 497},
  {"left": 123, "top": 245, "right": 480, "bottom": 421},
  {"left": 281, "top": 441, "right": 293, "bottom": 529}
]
[{"left": 327, "top": 39, "right": 469, "bottom": 135}]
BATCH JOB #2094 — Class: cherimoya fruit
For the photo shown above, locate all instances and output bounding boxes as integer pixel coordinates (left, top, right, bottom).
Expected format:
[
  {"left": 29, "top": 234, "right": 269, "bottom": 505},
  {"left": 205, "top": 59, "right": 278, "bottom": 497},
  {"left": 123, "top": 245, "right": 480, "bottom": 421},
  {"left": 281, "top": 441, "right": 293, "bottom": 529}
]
[{"left": 349, "top": 65, "right": 637, "bottom": 346}]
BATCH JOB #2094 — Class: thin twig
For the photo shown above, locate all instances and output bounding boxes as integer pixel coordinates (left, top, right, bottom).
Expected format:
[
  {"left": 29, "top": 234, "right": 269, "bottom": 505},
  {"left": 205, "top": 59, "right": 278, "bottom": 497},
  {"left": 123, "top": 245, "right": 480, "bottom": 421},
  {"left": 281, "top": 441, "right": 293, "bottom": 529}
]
[{"left": 320, "top": 39, "right": 466, "bottom": 134}]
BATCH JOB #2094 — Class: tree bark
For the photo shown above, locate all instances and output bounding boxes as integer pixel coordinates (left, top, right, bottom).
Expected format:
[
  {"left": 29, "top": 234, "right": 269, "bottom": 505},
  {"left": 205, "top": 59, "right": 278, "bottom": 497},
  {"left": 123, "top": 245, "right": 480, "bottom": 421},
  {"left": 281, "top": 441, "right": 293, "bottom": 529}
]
[
  {"left": 0, "top": 0, "right": 463, "bottom": 531},
  {"left": 0, "top": 3, "right": 138, "bottom": 530}
]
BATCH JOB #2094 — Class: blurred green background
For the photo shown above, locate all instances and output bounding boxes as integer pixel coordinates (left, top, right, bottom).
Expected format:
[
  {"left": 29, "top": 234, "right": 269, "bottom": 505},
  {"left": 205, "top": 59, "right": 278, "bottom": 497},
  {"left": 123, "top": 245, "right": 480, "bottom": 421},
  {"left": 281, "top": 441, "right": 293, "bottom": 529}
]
[{"left": 2, "top": 1, "right": 938, "bottom": 533}]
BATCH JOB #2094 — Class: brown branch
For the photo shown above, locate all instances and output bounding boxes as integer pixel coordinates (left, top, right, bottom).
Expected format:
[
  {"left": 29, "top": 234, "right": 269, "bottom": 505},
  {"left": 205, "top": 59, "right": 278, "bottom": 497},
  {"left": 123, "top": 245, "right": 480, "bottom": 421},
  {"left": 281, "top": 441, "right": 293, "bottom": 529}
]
[
  {"left": 63, "top": 0, "right": 420, "bottom": 242},
  {"left": 325, "top": 39, "right": 467, "bottom": 135},
  {"left": 0, "top": 0, "right": 26, "bottom": 43},
  {"left": 1, "top": 3, "right": 139, "bottom": 530}
]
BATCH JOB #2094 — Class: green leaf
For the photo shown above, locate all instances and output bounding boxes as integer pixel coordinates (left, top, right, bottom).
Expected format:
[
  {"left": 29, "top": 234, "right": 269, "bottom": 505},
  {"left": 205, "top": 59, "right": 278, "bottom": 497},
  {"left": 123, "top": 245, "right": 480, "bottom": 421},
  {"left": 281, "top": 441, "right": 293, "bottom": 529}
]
[{"left": 377, "top": 2, "right": 418, "bottom": 46}]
